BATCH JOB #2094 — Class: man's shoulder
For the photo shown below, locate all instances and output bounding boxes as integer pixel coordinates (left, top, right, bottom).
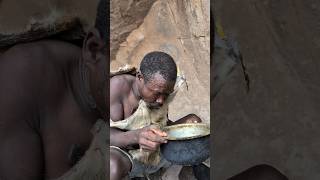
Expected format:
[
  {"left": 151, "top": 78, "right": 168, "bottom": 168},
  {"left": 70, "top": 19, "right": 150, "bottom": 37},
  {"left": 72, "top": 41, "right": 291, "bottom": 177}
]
[
  {"left": 1, "top": 40, "right": 80, "bottom": 66},
  {"left": 110, "top": 74, "right": 135, "bottom": 102},
  {"left": 0, "top": 40, "right": 80, "bottom": 91},
  {"left": 110, "top": 74, "right": 135, "bottom": 90}
]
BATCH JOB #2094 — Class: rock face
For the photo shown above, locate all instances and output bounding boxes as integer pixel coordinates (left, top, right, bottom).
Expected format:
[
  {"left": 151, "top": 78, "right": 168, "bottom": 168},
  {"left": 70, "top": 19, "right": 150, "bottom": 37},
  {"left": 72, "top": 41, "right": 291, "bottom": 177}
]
[
  {"left": 110, "top": 0, "right": 157, "bottom": 61},
  {"left": 214, "top": 0, "right": 320, "bottom": 179},
  {"left": 111, "top": 0, "right": 210, "bottom": 123}
]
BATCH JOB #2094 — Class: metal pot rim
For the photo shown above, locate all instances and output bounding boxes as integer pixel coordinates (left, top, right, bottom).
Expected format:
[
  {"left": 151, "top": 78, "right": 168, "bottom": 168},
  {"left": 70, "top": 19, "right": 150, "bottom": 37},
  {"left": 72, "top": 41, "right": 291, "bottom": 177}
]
[{"left": 163, "top": 123, "right": 210, "bottom": 140}]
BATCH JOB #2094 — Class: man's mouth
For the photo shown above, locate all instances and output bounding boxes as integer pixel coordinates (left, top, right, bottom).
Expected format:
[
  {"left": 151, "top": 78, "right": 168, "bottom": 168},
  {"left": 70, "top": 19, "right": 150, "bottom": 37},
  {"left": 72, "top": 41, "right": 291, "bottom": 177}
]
[{"left": 147, "top": 103, "right": 161, "bottom": 109}]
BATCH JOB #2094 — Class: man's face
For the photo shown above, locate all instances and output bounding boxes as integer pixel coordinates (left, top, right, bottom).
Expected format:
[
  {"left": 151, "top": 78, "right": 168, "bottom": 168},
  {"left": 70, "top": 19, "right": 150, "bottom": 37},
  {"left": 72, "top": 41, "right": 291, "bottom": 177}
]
[{"left": 139, "top": 73, "right": 175, "bottom": 109}]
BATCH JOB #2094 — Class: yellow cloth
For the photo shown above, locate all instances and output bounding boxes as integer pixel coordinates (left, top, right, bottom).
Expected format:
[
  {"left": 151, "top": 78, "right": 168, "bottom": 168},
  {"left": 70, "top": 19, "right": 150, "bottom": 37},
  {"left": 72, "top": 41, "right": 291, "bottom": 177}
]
[{"left": 110, "top": 98, "right": 171, "bottom": 166}]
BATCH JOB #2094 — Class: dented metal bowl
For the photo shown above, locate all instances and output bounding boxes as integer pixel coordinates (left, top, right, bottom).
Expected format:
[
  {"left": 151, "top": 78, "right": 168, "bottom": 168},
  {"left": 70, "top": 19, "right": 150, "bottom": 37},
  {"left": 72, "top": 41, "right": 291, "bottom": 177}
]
[
  {"left": 163, "top": 123, "right": 210, "bottom": 140},
  {"left": 161, "top": 123, "right": 210, "bottom": 165}
]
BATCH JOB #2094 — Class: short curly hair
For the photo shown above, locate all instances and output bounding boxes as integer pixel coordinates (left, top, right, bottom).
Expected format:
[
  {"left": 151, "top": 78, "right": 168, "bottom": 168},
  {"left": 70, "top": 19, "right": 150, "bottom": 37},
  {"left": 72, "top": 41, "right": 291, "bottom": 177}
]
[{"left": 140, "top": 51, "right": 177, "bottom": 83}]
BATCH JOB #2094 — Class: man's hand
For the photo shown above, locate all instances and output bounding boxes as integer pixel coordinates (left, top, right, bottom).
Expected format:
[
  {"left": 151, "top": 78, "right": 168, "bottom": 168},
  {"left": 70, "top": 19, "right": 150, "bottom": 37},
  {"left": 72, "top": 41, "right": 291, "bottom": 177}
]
[{"left": 135, "top": 125, "right": 168, "bottom": 152}]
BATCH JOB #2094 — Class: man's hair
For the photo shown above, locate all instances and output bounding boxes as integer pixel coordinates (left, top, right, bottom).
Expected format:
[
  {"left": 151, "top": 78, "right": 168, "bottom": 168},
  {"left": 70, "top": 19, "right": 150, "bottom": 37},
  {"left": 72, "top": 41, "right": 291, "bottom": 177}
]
[
  {"left": 95, "top": 0, "right": 108, "bottom": 42},
  {"left": 140, "top": 51, "right": 177, "bottom": 83}
]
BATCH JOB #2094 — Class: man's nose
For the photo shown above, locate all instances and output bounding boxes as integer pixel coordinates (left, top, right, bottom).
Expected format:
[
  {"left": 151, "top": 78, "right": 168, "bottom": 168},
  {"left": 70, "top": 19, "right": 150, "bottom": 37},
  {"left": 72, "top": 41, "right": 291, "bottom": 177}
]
[{"left": 156, "top": 95, "right": 165, "bottom": 105}]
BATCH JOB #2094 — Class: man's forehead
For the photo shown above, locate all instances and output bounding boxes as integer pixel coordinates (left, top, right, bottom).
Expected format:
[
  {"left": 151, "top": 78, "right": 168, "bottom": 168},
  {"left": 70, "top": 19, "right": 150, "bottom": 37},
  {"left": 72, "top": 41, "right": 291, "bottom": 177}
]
[
  {"left": 150, "top": 72, "right": 173, "bottom": 81},
  {"left": 146, "top": 78, "right": 175, "bottom": 92},
  {"left": 149, "top": 72, "right": 175, "bottom": 82}
]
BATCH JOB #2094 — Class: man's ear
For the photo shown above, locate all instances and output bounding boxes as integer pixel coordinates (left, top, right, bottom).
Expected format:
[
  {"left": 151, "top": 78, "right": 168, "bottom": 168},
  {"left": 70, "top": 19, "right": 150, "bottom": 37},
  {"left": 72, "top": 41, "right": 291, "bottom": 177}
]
[
  {"left": 136, "top": 72, "right": 145, "bottom": 83},
  {"left": 82, "top": 28, "right": 105, "bottom": 63}
]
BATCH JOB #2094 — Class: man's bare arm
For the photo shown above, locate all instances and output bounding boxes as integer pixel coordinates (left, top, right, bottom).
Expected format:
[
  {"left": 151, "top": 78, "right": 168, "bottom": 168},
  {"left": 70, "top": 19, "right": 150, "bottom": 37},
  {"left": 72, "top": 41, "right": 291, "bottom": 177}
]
[
  {"left": 109, "top": 78, "right": 141, "bottom": 148},
  {"left": 110, "top": 78, "right": 167, "bottom": 151}
]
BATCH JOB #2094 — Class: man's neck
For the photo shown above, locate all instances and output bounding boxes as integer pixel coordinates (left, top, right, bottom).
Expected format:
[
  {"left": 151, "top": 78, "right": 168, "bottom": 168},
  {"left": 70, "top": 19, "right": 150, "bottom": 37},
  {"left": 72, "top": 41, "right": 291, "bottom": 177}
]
[
  {"left": 132, "top": 80, "right": 142, "bottom": 102},
  {"left": 69, "top": 57, "right": 99, "bottom": 115}
]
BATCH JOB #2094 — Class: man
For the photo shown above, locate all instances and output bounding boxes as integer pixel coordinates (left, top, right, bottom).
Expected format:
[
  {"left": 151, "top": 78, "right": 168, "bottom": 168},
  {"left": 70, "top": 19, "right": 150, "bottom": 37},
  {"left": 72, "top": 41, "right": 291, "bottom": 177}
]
[
  {"left": 110, "top": 51, "right": 202, "bottom": 179},
  {"left": 0, "top": 0, "right": 108, "bottom": 179}
]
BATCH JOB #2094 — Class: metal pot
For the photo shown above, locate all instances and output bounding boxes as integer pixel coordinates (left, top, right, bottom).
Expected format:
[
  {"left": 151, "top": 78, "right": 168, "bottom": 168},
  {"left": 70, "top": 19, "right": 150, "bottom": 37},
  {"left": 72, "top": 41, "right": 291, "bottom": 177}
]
[{"left": 160, "top": 123, "right": 210, "bottom": 165}]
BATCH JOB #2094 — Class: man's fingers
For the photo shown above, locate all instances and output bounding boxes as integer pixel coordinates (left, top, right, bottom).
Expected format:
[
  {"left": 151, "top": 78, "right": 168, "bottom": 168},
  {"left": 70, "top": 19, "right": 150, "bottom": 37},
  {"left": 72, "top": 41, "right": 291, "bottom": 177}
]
[
  {"left": 150, "top": 128, "right": 167, "bottom": 137},
  {"left": 140, "top": 144, "right": 156, "bottom": 151},
  {"left": 146, "top": 132, "right": 167, "bottom": 143},
  {"left": 139, "top": 138, "right": 159, "bottom": 151},
  {"left": 137, "top": 126, "right": 168, "bottom": 152}
]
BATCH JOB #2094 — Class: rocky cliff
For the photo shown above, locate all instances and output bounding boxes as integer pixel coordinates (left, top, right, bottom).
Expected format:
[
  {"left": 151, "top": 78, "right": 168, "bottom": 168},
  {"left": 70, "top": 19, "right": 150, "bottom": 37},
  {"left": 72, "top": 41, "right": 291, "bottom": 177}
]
[{"left": 111, "top": 0, "right": 210, "bottom": 123}]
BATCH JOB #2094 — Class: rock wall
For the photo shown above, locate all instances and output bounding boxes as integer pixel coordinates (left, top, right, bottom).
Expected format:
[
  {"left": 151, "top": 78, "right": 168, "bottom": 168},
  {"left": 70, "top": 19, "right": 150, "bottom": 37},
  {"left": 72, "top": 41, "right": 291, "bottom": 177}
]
[
  {"left": 111, "top": 0, "right": 210, "bottom": 123},
  {"left": 214, "top": 0, "right": 320, "bottom": 179},
  {"left": 110, "top": 0, "right": 157, "bottom": 61}
]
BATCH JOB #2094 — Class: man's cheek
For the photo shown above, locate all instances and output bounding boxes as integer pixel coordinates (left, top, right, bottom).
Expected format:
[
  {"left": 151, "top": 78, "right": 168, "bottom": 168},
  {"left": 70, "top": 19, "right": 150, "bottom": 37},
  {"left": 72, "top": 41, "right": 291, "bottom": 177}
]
[{"left": 143, "top": 96, "right": 154, "bottom": 104}]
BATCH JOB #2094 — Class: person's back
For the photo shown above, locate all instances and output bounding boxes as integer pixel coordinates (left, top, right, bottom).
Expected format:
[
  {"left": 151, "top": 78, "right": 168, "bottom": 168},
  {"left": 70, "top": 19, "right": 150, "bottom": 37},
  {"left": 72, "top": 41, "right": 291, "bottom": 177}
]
[
  {"left": 0, "top": 1, "right": 109, "bottom": 178},
  {"left": 0, "top": 39, "right": 102, "bottom": 179}
]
